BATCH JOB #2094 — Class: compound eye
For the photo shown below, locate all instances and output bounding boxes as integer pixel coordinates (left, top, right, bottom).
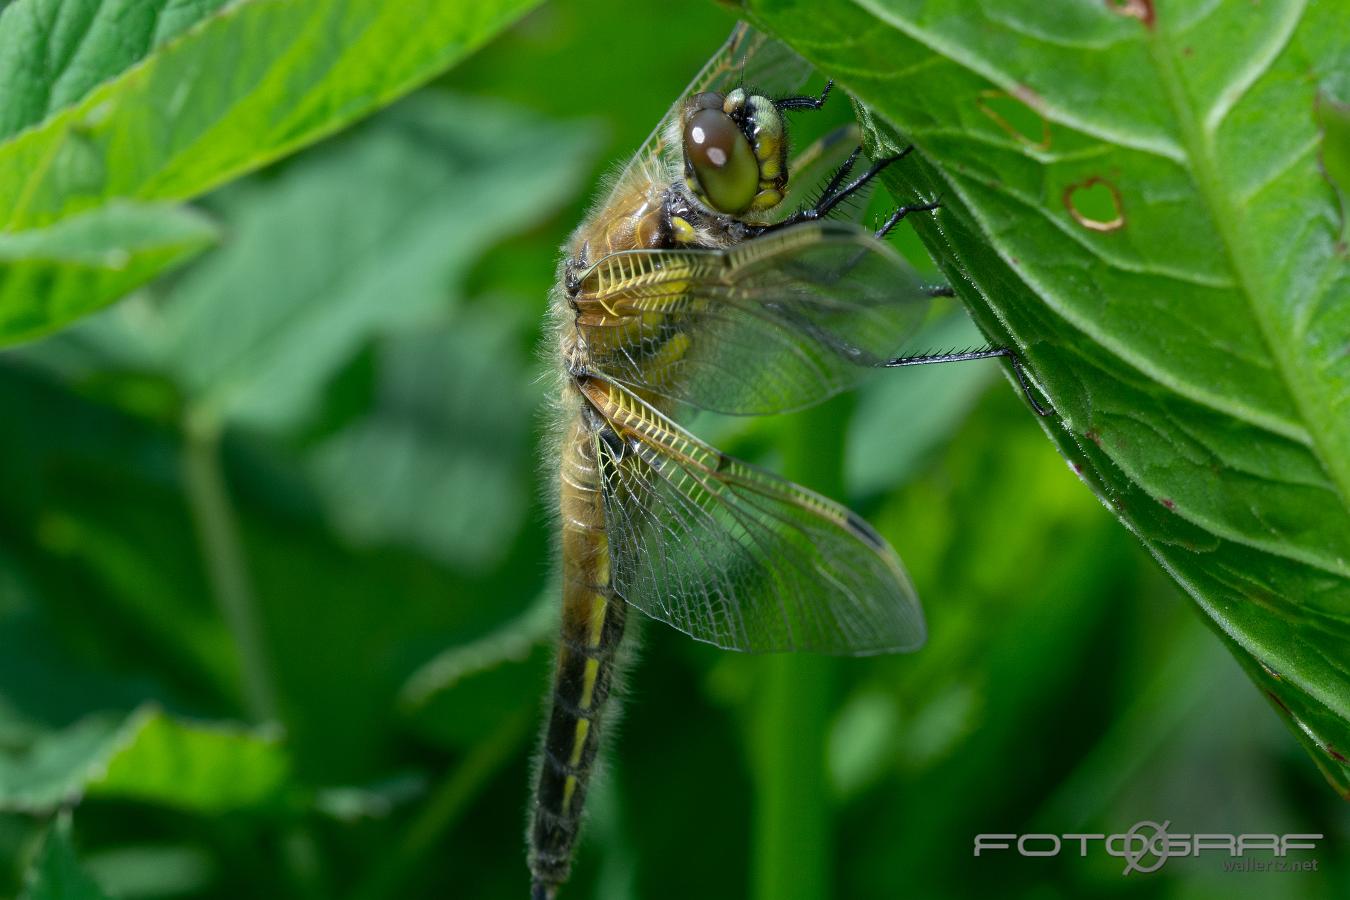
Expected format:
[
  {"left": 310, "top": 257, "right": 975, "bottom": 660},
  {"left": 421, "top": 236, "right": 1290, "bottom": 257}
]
[
  {"left": 683, "top": 107, "right": 759, "bottom": 214},
  {"left": 690, "top": 91, "right": 724, "bottom": 111}
]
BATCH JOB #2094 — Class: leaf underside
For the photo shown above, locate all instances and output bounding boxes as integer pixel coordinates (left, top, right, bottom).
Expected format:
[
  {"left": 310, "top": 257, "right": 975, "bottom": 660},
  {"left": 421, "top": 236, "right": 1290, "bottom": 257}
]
[{"left": 744, "top": 0, "right": 1350, "bottom": 792}]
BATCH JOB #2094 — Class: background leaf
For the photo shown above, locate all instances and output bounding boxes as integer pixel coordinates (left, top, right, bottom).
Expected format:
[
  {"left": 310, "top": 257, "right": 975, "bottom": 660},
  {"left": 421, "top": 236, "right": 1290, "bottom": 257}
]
[
  {"left": 0, "top": 706, "right": 288, "bottom": 815},
  {"left": 0, "top": 202, "right": 215, "bottom": 344},
  {"left": 742, "top": 0, "right": 1350, "bottom": 794},
  {"left": 20, "top": 819, "right": 111, "bottom": 900},
  {"left": 0, "top": 0, "right": 542, "bottom": 345}
]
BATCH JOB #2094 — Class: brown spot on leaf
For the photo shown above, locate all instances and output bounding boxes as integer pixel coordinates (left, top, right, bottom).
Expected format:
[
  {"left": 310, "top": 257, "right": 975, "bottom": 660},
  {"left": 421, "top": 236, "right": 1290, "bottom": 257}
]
[
  {"left": 1064, "top": 176, "right": 1126, "bottom": 232},
  {"left": 1106, "top": 0, "right": 1155, "bottom": 28},
  {"left": 1084, "top": 429, "right": 1101, "bottom": 445},
  {"left": 977, "top": 88, "right": 1052, "bottom": 151},
  {"left": 1265, "top": 690, "right": 1293, "bottom": 716},
  {"left": 1328, "top": 745, "right": 1349, "bottom": 764},
  {"left": 1161, "top": 498, "right": 1175, "bottom": 510}
]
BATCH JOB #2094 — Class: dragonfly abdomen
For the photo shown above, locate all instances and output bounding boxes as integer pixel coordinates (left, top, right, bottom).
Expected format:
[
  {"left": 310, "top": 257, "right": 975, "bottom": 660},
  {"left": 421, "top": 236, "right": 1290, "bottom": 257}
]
[{"left": 529, "top": 408, "right": 630, "bottom": 898}]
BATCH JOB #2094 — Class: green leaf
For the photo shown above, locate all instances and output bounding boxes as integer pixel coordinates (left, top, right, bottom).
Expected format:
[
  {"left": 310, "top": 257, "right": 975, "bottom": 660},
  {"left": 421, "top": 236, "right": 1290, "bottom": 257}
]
[
  {"left": 1315, "top": 92, "right": 1350, "bottom": 243},
  {"left": 86, "top": 92, "right": 594, "bottom": 432},
  {"left": 0, "top": 715, "right": 124, "bottom": 813},
  {"left": 20, "top": 819, "right": 112, "bottom": 900},
  {"left": 0, "top": 201, "right": 216, "bottom": 345},
  {"left": 743, "top": 0, "right": 1350, "bottom": 792},
  {"left": 0, "top": 706, "right": 289, "bottom": 814},
  {"left": 86, "top": 707, "right": 289, "bottom": 813},
  {"left": 0, "top": 0, "right": 543, "bottom": 231},
  {"left": 0, "top": 0, "right": 232, "bottom": 142},
  {"left": 307, "top": 306, "right": 539, "bottom": 571}
]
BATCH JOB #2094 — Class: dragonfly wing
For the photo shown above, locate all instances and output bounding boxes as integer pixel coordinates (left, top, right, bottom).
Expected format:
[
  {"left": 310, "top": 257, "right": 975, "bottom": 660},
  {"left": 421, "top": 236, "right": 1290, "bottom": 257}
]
[
  {"left": 583, "top": 377, "right": 925, "bottom": 655},
  {"left": 575, "top": 220, "right": 932, "bottom": 415}
]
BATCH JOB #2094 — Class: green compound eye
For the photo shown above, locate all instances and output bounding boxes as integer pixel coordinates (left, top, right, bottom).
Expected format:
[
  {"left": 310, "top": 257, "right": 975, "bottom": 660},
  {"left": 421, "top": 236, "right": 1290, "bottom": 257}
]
[{"left": 683, "top": 107, "right": 760, "bottom": 214}]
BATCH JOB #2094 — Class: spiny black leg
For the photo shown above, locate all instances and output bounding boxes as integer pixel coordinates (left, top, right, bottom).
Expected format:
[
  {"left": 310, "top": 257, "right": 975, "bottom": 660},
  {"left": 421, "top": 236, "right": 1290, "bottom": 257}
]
[
  {"left": 817, "top": 146, "right": 863, "bottom": 204},
  {"left": 774, "top": 79, "right": 833, "bottom": 111},
  {"left": 813, "top": 148, "right": 912, "bottom": 220},
  {"left": 875, "top": 196, "right": 942, "bottom": 239},
  {"left": 754, "top": 147, "right": 915, "bottom": 236},
  {"left": 923, "top": 284, "right": 957, "bottom": 298},
  {"left": 879, "top": 346, "right": 1053, "bottom": 416}
]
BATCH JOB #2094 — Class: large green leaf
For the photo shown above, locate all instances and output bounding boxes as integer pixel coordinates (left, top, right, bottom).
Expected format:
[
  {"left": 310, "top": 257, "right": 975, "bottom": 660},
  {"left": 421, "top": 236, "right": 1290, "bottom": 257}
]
[
  {"left": 0, "top": 202, "right": 216, "bottom": 344},
  {"left": 742, "top": 0, "right": 1350, "bottom": 792},
  {"left": 0, "top": 0, "right": 232, "bottom": 141},
  {"left": 31, "top": 92, "right": 595, "bottom": 432},
  {"left": 0, "top": 0, "right": 543, "bottom": 228},
  {"left": 0, "top": 0, "right": 541, "bottom": 345}
]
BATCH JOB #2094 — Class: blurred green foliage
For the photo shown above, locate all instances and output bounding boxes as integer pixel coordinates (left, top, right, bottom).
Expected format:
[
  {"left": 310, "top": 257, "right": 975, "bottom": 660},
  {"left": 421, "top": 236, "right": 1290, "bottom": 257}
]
[{"left": 0, "top": 1, "right": 1346, "bottom": 899}]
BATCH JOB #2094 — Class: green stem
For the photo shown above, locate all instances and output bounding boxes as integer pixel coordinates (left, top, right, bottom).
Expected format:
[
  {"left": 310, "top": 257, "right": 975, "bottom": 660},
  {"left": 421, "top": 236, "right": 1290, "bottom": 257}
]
[
  {"left": 348, "top": 710, "right": 533, "bottom": 900},
  {"left": 181, "top": 411, "right": 278, "bottom": 723},
  {"left": 750, "top": 396, "right": 852, "bottom": 900}
]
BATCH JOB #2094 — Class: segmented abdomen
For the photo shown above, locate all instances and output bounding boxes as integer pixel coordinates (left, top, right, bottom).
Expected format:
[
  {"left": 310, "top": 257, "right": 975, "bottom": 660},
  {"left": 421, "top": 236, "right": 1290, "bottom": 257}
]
[{"left": 528, "top": 400, "right": 628, "bottom": 899}]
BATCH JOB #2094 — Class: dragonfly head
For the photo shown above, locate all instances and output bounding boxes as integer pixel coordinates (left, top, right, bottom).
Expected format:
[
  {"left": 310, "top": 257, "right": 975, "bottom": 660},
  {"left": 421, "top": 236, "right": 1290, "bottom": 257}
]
[{"left": 681, "top": 89, "right": 786, "bottom": 217}]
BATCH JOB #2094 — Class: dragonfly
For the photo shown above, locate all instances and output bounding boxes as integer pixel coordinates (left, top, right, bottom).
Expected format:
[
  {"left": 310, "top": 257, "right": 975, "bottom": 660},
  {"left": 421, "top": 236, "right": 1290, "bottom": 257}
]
[{"left": 529, "top": 23, "right": 1048, "bottom": 899}]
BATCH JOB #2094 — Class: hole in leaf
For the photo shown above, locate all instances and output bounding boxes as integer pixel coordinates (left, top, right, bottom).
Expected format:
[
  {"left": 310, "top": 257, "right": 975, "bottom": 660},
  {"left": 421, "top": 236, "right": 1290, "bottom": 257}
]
[
  {"left": 976, "top": 89, "right": 1051, "bottom": 150},
  {"left": 1106, "top": 0, "right": 1155, "bottom": 28},
  {"left": 1063, "top": 177, "right": 1125, "bottom": 232}
]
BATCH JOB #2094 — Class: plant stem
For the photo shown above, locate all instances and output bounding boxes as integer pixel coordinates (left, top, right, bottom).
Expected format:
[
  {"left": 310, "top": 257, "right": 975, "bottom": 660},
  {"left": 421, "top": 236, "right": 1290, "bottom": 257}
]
[
  {"left": 181, "top": 411, "right": 278, "bottom": 723},
  {"left": 348, "top": 709, "right": 533, "bottom": 900},
  {"left": 750, "top": 396, "right": 851, "bottom": 900}
]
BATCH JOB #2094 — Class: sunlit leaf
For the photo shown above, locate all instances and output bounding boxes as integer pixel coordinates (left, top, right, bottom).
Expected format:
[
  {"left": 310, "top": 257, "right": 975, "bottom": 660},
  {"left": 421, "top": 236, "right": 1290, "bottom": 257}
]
[
  {"left": 87, "top": 707, "right": 289, "bottom": 813},
  {"left": 112, "top": 92, "right": 591, "bottom": 432},
  {"left": 0, "top": 202, "right": 215, "bottom": 346},
  {"left": 0, "top": 0, "right": 544, "bottom": 230},
  {"left": 0, "top": 0, "right": 542, "bottom": 343},
  {"left": 0, "top": 0, "right": 232, "bottom": 141},
  {"left": 0, "top": 706, "right": 289, "bottom": 814}
]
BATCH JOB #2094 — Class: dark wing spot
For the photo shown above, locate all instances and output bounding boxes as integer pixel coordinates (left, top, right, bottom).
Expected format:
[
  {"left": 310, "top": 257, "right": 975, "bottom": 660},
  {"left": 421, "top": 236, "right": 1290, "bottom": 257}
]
[{"left": 847, "top": 511, "right": 886, "bottom": 550}]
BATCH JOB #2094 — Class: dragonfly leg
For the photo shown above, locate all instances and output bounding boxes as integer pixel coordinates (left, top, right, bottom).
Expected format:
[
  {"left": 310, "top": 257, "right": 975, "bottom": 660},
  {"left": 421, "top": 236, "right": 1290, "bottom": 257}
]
[
  {"left": 817, "top": 145, "right": 863, "bottom": 202},
  {"left": 754, "top": 146, "right": 914, "bottom": 236},
  {"left": 875, "top": 196, "right": 942, "bottom": 239},
  {"left": 879, "top": 346, "right": 1053, "bottom": 416},
  {"left": 773, "top": 79, "right": 833, "bottom": 111}
]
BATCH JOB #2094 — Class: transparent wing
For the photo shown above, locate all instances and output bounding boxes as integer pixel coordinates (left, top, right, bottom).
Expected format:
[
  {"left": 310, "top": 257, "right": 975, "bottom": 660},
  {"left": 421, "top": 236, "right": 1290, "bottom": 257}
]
[
  {"left": 584, "top": 378, "right": 925, "bottom": 655},
  {"left": 574, "top": 220, "right": 932, "bottom": 415},
  {"left": 598, "top": 23, "right": 814, "bottom": 220}
]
